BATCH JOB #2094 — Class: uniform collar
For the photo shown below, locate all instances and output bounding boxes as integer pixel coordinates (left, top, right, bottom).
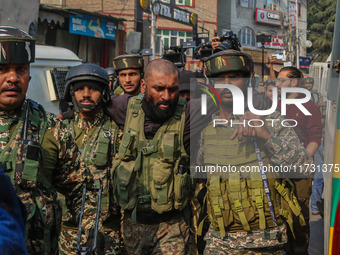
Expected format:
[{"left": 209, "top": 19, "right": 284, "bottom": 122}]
[
  {"left": 74, "top": 110, "right": 104, "bottom": 130},
  {"left": 0, "top": 102, "right": 25, "bottom": 120}
]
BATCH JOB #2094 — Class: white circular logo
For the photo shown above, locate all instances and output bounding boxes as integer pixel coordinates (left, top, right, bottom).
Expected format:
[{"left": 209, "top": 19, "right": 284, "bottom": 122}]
[{"left": 153, "top": 2, "right": 160, "bottom": 16}]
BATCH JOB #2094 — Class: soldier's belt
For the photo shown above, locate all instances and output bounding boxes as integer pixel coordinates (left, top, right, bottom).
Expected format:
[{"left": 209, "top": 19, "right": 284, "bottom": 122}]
[
  {"left": 125, "top": 209, "right": 183, "bottom": 225},
  {"left": 61, "top": 222, "right": 119, "bottom": 232}
]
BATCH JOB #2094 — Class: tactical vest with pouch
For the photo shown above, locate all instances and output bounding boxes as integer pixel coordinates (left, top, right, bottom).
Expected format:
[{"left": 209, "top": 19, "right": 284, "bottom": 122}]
[
  {"left": 113, "top": 94, "right": 191, "bottom": 215},
  {"left": 0, "top": 99, "right": 57, "bottom": 253},
  {"left": 62, "top": 113, "right": 119, "bottom": 225},
  {"left": 200, "top": 122, "right": 306, "bottom": 238}
]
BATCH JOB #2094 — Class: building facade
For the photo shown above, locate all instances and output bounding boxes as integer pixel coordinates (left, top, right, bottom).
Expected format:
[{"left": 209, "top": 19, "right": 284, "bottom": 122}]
[
  {"left": 59, "top": 0, "right": 218, "bottom": 69},
  {"left": 41, "top": 0, "right": 307, "bottom": 74},
  {"left": 218, "top": 0, "right": 308, "bottom": 75},
  {"left": 39, "top": 1, "right": 126, "bottom": 67}
]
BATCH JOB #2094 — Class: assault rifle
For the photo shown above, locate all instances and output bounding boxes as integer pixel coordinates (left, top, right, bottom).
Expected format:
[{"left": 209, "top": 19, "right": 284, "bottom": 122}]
[{"left": 77, "top": 179, "right": 103, "bottom": 255}]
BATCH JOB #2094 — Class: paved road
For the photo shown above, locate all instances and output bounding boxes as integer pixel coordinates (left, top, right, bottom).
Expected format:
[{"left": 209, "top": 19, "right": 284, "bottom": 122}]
[{"left": 309, "top": 213, "right": 324, "bottom": 255}]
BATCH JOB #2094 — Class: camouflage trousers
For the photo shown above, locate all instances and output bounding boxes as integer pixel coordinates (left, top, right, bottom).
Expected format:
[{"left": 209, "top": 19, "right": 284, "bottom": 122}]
[
  {"left": 59, "top": 224, "right": 122, "bottom": 255},
  {"left": 284, "top": 178, "right": 312, "bottom": 255},
  {"left": 203, "top": 224, "right": 287, "bottom": 255},
  {"left": 123, "top": 213, "right": 190, "bottom": 255}
]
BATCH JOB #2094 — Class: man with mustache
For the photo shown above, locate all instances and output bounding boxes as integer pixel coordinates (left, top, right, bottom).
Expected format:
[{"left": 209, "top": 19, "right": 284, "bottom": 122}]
[
  {"left": 106, "top": 58, "right": 217, "bottom": 254},
  {"left": 0, "top": 26, "right": 90, "bottom": 254},
  {"left": 112, "top": 54, "right": 144, "bottom": 96},
  {"left": 58, "top": 63, "right": 122, "bottom": 254},
  {"left": 197, "top": 49, "right": 312, "bottom": 254}
]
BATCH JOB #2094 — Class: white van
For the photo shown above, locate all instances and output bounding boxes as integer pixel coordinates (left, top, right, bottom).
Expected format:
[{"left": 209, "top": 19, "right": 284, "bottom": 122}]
[{"left": 27, "top": 45, "right": 82, "bottom": 114}]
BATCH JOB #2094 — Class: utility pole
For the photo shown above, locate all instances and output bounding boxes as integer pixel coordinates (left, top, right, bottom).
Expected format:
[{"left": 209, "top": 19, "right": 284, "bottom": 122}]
[
  {"left": 295, "top": 0, "right": 299, "bottom": 68},
  {"left": 261, "top": 43, "right": 265, "bottom": 78},
  {"left": 150, "top": 0, "right": 156, "bottom": 60},
  {"left": 288, "top": 6, "right": 292, "bottom": 62}
]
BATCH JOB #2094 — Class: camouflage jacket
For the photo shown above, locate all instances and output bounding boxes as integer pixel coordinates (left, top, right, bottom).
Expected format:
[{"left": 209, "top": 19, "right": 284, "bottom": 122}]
[
  {"left": 197, "top": 110, "right": 313, "bottom": 175},
  {"left": 0, "top": 100, "right": 89, "bottom": 255},
  {"left": 196, "top": 110, "right": 313, "bottom": 248},
  {"left": 62, "top": 111, "right": 121, "bottom": 231}
]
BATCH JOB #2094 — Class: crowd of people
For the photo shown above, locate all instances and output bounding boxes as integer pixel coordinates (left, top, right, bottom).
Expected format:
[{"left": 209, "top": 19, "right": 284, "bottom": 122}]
[{"left": 0, "top": 26, "right": 324, "bottom": 255}]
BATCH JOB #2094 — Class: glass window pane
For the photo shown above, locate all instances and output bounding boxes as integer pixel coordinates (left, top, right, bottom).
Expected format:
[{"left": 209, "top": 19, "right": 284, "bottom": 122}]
[
  {"left": 299, "top": 4, "right": 301, "bottom": 16},
  {"left": 186, "top": 32, "right": 193, "bottom": 37},
  {"left": 171, "top": 37, "right": 177, "bottom": 46},
  {"left": 240, "top": 0, "right": 248, "bottom": 7},
  {"left": 171, "top": 30, "right": 177, "bottom": 36},
  {"left": 156, "top": 36, "right": 161, "bottom": 54},
  {"left": 179, "top": 31, "right": 185, "bottom": 37},
  {"left": 185, "top": 0, "right": 191, "bottom": 6},
  {"left": 180, "top": 39, "right": 184, "bottom": 45},
  {"left": 250, "top": 0, "right": 253, "bottom": 8},
  {"left": 156, "top": 29, "right": 161, "bottom": 35},
  {"left": 163, "top": 30, "right": 170, "bottom": 36},
  {"left": 164, "top": 38, "right": 169, "bottom": 47}
]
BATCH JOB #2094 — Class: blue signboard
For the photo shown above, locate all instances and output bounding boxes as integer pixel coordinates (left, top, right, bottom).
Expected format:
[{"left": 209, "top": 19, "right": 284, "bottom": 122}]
[
  {"left": 69, "top": 14, "right": 116, "bottom": 40},
  {"left": 299, "top": 56, "right": 311, "bottom": 68}
]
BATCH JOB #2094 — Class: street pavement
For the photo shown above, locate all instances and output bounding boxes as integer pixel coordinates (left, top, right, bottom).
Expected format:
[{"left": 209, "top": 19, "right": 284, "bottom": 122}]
[{"left": 309, "top": 213, "right": 324, "bottom": 254}]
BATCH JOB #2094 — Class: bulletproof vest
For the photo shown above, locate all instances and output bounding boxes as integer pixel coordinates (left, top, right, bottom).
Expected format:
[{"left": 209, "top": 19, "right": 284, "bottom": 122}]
[
  {"left": 200, "top": 123, "right": 306, "bottom": 237},
  {"left": 0, "top": 100, "right": 47, "bottom": 188},
  {"left": 113, "top": 94, "right": 191, "bottom": 215},
  {"left": 63, "top": 114, "right": 119, "bottom": 214},
  {"left": 0, "top": 100, "right": 54, "bottom": 252}
]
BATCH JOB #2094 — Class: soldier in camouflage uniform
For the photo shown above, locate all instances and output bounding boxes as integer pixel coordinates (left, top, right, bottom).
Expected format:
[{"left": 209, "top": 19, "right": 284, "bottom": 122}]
[
  {"left": 58, "top": 63, "right": 122, "bottom": 254},
  {"left": 0, "top": 26, "right": 91, "bottom": 254},
  {"left": 197, "top": 50, "right": 313, "bottom": 254},
  {"left": 112, "top": 54, "right": 144, "bottom": 96},
  {"left": 107, "top": 59, "right": 209, "bottom": 255}
]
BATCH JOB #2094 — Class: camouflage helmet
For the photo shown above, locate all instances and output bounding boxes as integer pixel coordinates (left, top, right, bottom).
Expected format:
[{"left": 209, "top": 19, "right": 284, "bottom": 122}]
[
  {"left": 204, "top": 49, "right": 253, "bottom": 78},
  {"left": 0, "top": 26, "right": 35, "bottom": 64},
  {"left": 112, "top": 54, "right": 144, "bottom": 72},
  {"left": 64, "top": 63, "right": 110, "bottom": 102}
]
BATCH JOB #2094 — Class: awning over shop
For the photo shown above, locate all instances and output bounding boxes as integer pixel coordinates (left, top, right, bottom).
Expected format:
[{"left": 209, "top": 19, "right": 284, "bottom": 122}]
[
  {"left": 39, "top": 4, "right": 125, "bottom": 27},
  {"left": 39, "top": 10, "right": 65, "bottom": 26}
]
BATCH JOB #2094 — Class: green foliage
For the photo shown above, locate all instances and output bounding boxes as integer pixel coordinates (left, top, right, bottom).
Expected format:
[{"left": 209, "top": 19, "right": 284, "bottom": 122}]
[{"left": 308, "top": 0, "right": 336, "bottom": 61}]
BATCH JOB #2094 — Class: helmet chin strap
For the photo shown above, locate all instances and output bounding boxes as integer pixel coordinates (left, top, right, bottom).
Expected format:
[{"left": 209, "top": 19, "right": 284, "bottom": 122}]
[{"left": 70, "top": 85, "right": 107, "bottom": 113}]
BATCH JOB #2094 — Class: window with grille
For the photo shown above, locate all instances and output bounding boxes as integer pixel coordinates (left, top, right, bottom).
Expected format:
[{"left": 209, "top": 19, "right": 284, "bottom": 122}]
[
  {"left": 46, "top": 68, "right": 69, "bottom": 101},
  {"left": 156, "top": 29, "right": 193, "bottom": 54},
  {"left": 238, "top": 27, "right": 256, "bottom": 47},
  {"left": 176, "top": 0, "right": 193, "bottom": 6}
]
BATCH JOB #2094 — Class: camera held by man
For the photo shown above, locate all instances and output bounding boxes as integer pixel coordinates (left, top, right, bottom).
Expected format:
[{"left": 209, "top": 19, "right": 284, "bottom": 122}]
[{"left": 194, "top": 30, "right": 241, "bottom": 59}]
